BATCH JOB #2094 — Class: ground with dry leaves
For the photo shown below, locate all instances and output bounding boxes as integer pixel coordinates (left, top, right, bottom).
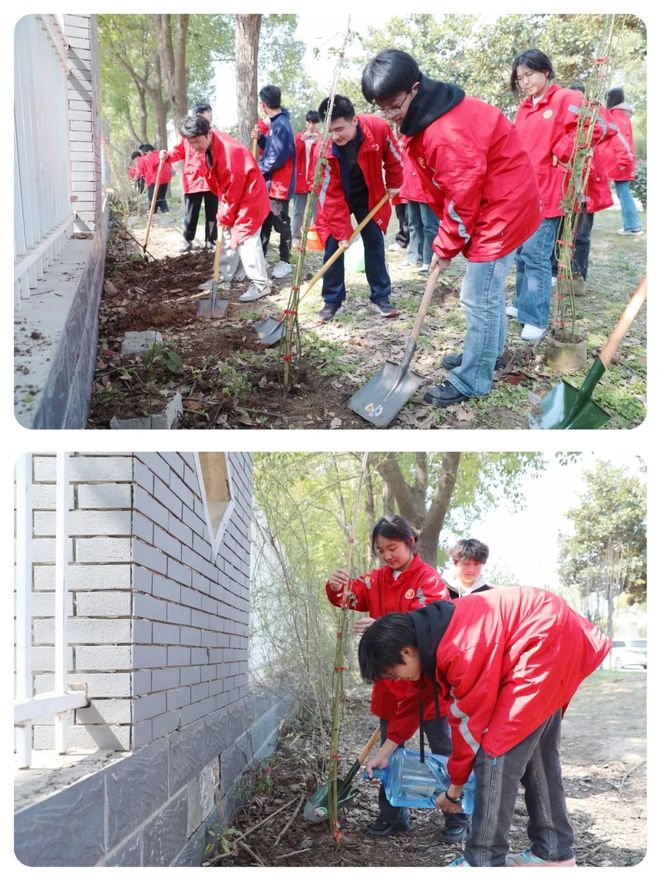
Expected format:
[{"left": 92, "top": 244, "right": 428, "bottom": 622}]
[
  {"left": 89, "top": 203, "right": 646, "bottom": 430},
  {"left": 205, "top": 671, "right": 646, "bottom": 868}
]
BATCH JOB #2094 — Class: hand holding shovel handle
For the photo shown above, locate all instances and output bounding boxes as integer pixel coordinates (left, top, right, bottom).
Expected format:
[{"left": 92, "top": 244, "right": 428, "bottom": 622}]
[
  {"left": 143, "top": 155, "right": 165, "bottom": 253},
  {"left": 251, "top": 137, "right": 258, "bottom": 159},
  {"left": 599, "top": 276, "right": 647, "bottom": 367}
]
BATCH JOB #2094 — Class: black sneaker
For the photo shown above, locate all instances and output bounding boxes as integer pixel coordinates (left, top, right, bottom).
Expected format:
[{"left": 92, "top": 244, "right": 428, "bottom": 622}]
[
  {"left": 317, "top": 302, "right": 341, "bottom": 323},
  {"left": 365, "top": 817, "right": 410, "bottom": 837},
  {"left": 442, "top": 351, "right": 505, "bottom": 370},
  {"left": 423, "top": 381, "right": 469, "bottom": 408},
  {"left": 179, "top": 241, "right": 193, "bottom": 253},
  {"left": 371, "top": 298, "right": 400, "bottom": 318},
  {"left": 438, "top": 824, "right": 470, "bottom": 844}
]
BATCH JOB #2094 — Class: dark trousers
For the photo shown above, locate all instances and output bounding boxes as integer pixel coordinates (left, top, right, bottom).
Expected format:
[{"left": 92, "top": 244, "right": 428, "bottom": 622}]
[
  {"left": 183, "top": 190, "right": 219, "bottom": 244},
  {"left": 395, "top": 202, "right": 410, "bottom": 248},
  {"left": 551, "top": 208, "right": 594, "bottom": 280},
  {"left": 261, "top": 197, "right": 292, "bottom": 262},
  {"left": 321, "top": 213, "right": 392, "bottom": 305},
  {"left": 147, "top": 182, "right": 169, "bottom": 213},
  {"left": 378, "top": 716, "right": 470, "bottom": 832},
  {"left": 465, "top": 709, "right": 574, "bottom": 866}
]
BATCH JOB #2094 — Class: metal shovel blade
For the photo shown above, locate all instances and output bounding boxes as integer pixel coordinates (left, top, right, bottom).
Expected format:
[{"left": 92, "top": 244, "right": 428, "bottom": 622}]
[
  {"left": 197, "top": 294, "right": 228, "bottom": 319},
  {"left": 303, "top": 774, "right": 361, "bottom": 824},
  {"left": 348, "top": 359, "right": 425, "bottom": 427},
  {"left": 529, "top": 378, "right": 609, "bottom": 430},
  {"left": 254, "top": 315, "right": 284, "bottom": 346}
]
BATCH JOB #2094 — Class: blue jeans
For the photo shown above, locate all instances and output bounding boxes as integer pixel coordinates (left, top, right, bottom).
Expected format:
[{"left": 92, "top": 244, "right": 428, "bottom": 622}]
[
  {"left": 514, "top": 217, "right": 561, "bottom": 330},
  {"left": 447, "top": 251, "right": 514, "bottom": 398},
  {"left": 407, "top": 201, "right": 439, "bottom": 266},
  {"left": 551, "top": 209, "right": 594, "bottom": 280},
  {"left": 465, "top": 709, "right": 573, "bottom": 867},
  {"left": 321, "top": 215, "right": 391, "bottom": 305},
  {"left": 614, "top": 180, "right": 642, "bottom": 231}
]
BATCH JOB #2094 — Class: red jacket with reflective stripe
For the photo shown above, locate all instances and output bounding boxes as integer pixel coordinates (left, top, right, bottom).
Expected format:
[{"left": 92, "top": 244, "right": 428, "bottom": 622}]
[
  {"left": 165, "top": 137, "right": 213, "bottom": 194},
  {"left": 314, "top": 114, "right": 403, "bottom": 244},
  {"left": 388, "top": 586, "right": 611, "bottom": 785},
  {"left": 205, "top": 131, "right": 271, "bottom": 245},
  {"left": 294, "top": 130, "right": 321, "bottom": 193},
  {"left": 325, "top": 554, "right": 448, "bottom": 722},
  {"left": 602, "top": 107, "right": 636, "bottom": 181},
  {"left": 139, "top": 150, "right": 172, "bottom": 187},
  {"left": 403, "top": 96, "right": 542, "bottom": 261}
]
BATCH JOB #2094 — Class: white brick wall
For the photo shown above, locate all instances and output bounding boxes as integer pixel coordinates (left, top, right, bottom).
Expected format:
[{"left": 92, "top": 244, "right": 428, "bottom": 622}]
[{"left": 20, "top": 452, "right": 253, "bottom": 754}]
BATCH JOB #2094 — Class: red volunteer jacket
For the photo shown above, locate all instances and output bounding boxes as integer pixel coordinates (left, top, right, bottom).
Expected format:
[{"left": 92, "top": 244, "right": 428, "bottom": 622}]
[
  {"left": 294, "top": 130, "right": 321, "bottom": 193},
  {"left": 205, "top": 131, "right": 271, "bottom": 245},
  {"left": 165, "top": 137, "right": 213, "bottom": 194},
  {"left": 389, "top": 586, "right": 611, "bottom": 785},
  {"left": 602, "top": 107, "right": 636, "bottom": 181},
  {"left": 513, "top": 84, "right": 615, "bottom": 218},
  {"left": 400, "top": 148, "right": 432, "bottom": 204},
  {"left": 403, "top": 96, "right": 542, "bottom": 261},
  {"left": 139, "top": 150, "right": 172, "bottom": 188},
  {"left": 326, "top": 554, "right": 448, "bottom": 721},
  {"left": 128, "top": 164, "right": 140, "bottom": 181},
  {"left": 314, "top": 114, "right": 403, "bottom": 244}
]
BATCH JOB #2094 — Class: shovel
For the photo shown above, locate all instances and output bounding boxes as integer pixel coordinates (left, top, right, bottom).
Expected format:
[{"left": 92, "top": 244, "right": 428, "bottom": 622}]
[
  {"left": 197, "top": 230, "right": 228, "bottom": 319},
  {"left": 349, "top": 263, "right": 443, "bottom": 427},
  {"left": 253, "top": 192, "right": 391, "bottom": 345},
  {"left": 303, "top": 726, "right": 380, "bottom": 824},
  {"left": 529, "top": 275, "right": 647, "bottom": 429},
  {"left": 143, "top": 156, "right": 165, "bottom": 256}
]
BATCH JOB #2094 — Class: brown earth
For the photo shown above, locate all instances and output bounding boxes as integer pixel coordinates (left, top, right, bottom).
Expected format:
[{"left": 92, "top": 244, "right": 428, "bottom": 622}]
[{"left": 207, "top": 672, "right": 646, "bottom": 868}]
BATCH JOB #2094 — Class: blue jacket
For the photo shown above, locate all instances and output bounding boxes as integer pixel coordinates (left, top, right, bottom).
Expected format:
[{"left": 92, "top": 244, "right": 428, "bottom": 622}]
[{"left": 258, "top": 108, "right": 296, "bottom": 199}]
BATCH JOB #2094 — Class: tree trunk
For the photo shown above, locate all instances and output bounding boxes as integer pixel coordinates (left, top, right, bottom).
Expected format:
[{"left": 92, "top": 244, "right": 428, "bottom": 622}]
[
  {"left": 235, "top": 15, "right": 261, "bottom": 147},
  {"left": 151, "top": 54, "right": 170, "bottom": 148},
  {"left": 153, "top": 14, "right": 189, "bottom": 130},
  {"left": 377, "top": 452, "right": 462, "bottom": 566}
]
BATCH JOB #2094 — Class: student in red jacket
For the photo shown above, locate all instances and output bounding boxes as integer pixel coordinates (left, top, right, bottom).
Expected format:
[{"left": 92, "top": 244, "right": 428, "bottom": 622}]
[
  {"left": 359, "top": 586, "right": 611, "bottom": 867},
  {"left": 509, "top": 50, "right": 611, "bottom": 339},
  {"left": 163, "top": 102, "right": 219, "bottom": 253},
  {"left": 361, "top": 49, "right": 542, "bottom": 407},
  {"left": 166, "top": 116, "right": 272, "bottom": 302},
  {"left": 604, "top": 87, "right": 643, "bottom": 235},
  {"left": 313, "top": 95, "right": 403, "bottom": 323},
  {"left": 139, "top": 144, "right": 172, "bottom": 213},
  {"left": 252, "top": 85, "right": 296, "bottom": 280},
  {"left": 326, "top": 515, "right": 455, "bottom": 839},
  {"left": 291, "top": 110, "right": 322, "bottom": 246},
  {"left": 128, "top": 150, "right": 144, "bottom": 193}
]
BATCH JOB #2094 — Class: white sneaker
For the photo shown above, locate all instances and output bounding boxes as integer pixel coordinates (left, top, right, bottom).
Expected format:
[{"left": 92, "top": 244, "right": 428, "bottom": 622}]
[
  {"left": 272, "top": 261, "right": 293, "bottom": 279},
  {"left": 506, "top": 304, "right": 518, "bottom": 319},
  {"left": 506, "top": 848, "right": 576, "bottom": 867},
  {"left": 551, "top": 276, "right": 557, "bottom": 287},
  {"left": 617, "top": 228, "right": 644, "bottom": 236},
  {"left": 521, "top": 323, "right": 547, "bottom": 341}
]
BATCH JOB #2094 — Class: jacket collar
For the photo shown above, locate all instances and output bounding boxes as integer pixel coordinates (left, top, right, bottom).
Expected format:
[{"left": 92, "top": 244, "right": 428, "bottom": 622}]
[
  {"left": 522, "top": 81, "right": 561, "bottom": 110},
  {"left": 400, "top": 73, "right": 465, "bottom": 136}
]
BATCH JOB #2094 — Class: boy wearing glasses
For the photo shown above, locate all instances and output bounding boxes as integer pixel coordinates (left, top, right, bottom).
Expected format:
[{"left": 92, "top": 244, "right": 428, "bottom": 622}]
[
  {"left": 313, "top": 94, "right": 403, "bottom": 323},
  {"left": 361, "top": 50, "right": 543, "bottom": 407}
]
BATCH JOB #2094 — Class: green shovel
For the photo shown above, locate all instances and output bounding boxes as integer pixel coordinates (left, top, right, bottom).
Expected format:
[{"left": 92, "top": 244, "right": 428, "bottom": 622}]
[{"left": 530, "top": 276, "right": 646, "bottom": 429}]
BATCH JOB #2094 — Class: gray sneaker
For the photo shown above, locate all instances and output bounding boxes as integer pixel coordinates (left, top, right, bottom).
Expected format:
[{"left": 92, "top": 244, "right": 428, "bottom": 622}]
[{"left": 371, "top": 298, "right": 400, "bottom": 318}]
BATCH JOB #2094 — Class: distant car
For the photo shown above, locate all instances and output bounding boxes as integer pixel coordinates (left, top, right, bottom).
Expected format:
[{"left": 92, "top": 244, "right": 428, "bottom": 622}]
[{"left": 609, "top": 638, "right": 647, "bottom": 670}]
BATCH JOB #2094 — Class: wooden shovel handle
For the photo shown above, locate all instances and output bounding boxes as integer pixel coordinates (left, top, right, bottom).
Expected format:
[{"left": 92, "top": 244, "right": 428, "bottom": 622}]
[
  {"left": 301, "top": 192, "right": 391, "bottom": 298},
  {"left": 212, "top": 227, "right": 224, "bottom": 283},
  {"left": 357, "top": 727, "right": 381, "bottom": 765},
  {"left": 251, "top": 137, "right": 258, "bottom": 159},
  {"left": 143, "top": 156, "right": 165, "bottom": 252},
  {"left": 599, "top": 276, "right": 647, "bottom": 368},
  {"left": 410, "top": 263, "right": 444, "bottom": 344}
]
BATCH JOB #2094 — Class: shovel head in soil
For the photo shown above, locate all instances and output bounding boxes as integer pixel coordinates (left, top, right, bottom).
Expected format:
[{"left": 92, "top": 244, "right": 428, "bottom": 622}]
[
  {"left": 529, "top": 360, "right": 609, "bottom": 429},
  {"left": 349, "top": 357, "right": 425, "bottom": 428},
  {"left": 253, "top": 315, "right": 285, "bottom": 346},
  {"left": 197, "top": 293, "right": 228, "bottom": 319},
  {"left": 303, "top": 726, "right": 380, "bottom": 824}
]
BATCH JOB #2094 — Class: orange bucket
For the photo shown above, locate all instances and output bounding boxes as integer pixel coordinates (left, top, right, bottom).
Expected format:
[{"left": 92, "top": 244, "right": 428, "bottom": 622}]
[{"left": 305, "top": 226, "right": 324, "bottom": 251}]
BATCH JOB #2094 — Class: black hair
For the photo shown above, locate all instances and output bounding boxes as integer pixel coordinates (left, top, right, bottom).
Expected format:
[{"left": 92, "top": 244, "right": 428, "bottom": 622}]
[
  {"left": 130, "top": 150, "right": 141, "bottom": 160},
  {"left": 179, "top": 115, "right": 210, "bottom": 139},
  {"left": 371, "top": 515, "right": 418, "bottom": 555},
  {"left": 305, "top": 110, "right": 321, "bottom": 124},
  {"left": 259, "top": 85, "right": 281, "bottom": 109},
  {"left": 358, "top": 613, "right": 417, "bottom": 683},
  {"left": 193, "top": 102, "right": 212, "bottom": 115},
  {"left": 510, "top": 49, "right": 555, "bottom": 93},
  {"left": 361, "top": 49, "right": 421, "bottom": 104},
  {"left": 318, "top": 94, "right": 355, "bottom": 123},
  {"left": 569, "top": 81, "right": 585, "bottom": 94},
  {"left": 139, "top": 143, "right": 155, "bottom": 153},
  {"left": 450, "top": 538, "right": 489, "bottom": 565},
  {"left": 606, "top": 86, "right": 625, "bottom": 109}
]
